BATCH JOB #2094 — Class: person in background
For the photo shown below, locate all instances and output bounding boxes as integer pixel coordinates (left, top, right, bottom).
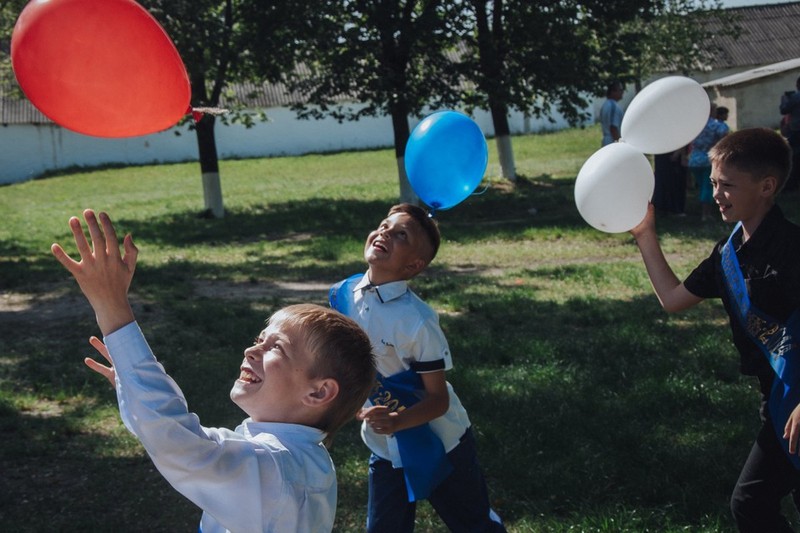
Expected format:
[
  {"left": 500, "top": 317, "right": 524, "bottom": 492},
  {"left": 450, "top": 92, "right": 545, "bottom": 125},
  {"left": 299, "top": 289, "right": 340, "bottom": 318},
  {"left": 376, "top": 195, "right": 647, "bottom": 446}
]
[
  {"left": 600, "top": 80, "right": 624, "bottom": 147},
  {"left": 688, "top": 103, "right": 730, "bottom": 221},
  {"left": 716, "top": 106, "right": 730, "bottom": 125},
  {"left": 652, "top": 145, "right": 689, "bottom": 216},
  {"left": 779, "top": 76, "right": 800, "bottom": 191}
]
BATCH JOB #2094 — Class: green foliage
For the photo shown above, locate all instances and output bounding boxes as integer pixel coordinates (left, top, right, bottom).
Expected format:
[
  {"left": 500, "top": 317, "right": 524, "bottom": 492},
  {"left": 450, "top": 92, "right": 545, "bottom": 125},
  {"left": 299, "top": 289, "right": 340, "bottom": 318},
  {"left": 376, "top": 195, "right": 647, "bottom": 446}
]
[
  {"left": 2, "top": 126, "right": 800, "bottom": 531},
  {"left": 459, "top": 0, "right": 657, "bottom": 125},
  {"left": 608, "top": 0, "right": 740, "bottom": 88},
  {"left": 0, "top": 0, "right": 30, "bottom": 93},
  {"left": 289, "top": 0, "right": 464, "bottom": 123}
]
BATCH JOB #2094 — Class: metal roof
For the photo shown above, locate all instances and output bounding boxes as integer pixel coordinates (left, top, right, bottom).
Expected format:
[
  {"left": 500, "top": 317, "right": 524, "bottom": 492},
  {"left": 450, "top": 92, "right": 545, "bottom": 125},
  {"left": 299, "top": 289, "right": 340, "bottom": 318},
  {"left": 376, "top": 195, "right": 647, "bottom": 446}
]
[
  {"left": 702, "top": 57, "right": 800, "bottom": 87},
  {"left": 0, "top": 74, "right": 49, "bottom": 124},
  {"left": 704, "top": 2, "right": 800, "bottom": 69}
]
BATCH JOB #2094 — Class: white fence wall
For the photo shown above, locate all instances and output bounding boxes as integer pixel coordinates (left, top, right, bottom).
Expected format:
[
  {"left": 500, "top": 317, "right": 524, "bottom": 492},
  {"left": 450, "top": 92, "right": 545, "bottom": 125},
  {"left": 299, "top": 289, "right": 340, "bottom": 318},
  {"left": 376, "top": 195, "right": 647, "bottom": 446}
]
[{"left": 0, "top": 103, "right": 579, "bottom": 185}]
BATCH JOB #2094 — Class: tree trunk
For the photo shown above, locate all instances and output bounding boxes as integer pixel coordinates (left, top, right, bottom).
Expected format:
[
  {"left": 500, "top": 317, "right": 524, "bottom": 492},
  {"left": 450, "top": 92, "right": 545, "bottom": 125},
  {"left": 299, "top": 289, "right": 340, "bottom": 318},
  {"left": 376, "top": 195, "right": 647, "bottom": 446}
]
[
  {"left": 195, "top": 114, "right": 225, "bottom": 218},
  {"left": 395, "top": 156, "right": 417, "bottom": 205},
  {"left": 391, "top": 105, "right": 419, "bottom": 205},
  {"left": 494, "top": 134, "right": 516, "bottom": 181},
  {"left": 490, "top": 100, "right": 516, "bottom": 181}
]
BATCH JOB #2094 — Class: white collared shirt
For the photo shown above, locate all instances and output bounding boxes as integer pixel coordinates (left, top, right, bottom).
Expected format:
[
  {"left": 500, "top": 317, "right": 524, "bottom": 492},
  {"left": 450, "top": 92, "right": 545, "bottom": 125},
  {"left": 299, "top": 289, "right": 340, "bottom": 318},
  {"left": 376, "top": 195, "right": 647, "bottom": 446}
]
[
  {"left": 105, "top": 322, "right": 337, "bottom": 533},
  {"left": 347, "top": 274, "right": 471, "bottom": 465}
]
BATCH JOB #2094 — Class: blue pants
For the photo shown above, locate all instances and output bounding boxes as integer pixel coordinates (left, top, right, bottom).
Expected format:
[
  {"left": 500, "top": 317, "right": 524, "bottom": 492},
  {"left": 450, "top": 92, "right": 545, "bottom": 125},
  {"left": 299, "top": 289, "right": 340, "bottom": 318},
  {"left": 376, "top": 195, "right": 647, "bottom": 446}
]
[
  {"left": 691, "top": 166, "right": 713, "bottom": 204},
  {"left": 366, "top": 428, "right": 506, "bottom": 533}
]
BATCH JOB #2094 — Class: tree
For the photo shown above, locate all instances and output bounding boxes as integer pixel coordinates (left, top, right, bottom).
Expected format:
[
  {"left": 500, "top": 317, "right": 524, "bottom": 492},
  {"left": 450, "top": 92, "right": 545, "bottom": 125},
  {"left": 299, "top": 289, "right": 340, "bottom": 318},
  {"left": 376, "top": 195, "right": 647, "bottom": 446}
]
[
  {"left": 140, "top": 0, "right": 314, "bottom": 218},
  {"left": 606, "top": 0, "right": 739, "bottom": 91},
  {"left": 288, "top": 0, "right": 464, "bottom": 204},
  {"left": 458, "top": 0, "right": 665, "bottom": 181},
  {"left": 455, "top": 1, "right": 738, "bottom": 182},
  {"left": 1, "top": 0, "right": 32, "bottom": 94},
  {"left": 3, "top": 0, "right": 309, "bottom": 219}
]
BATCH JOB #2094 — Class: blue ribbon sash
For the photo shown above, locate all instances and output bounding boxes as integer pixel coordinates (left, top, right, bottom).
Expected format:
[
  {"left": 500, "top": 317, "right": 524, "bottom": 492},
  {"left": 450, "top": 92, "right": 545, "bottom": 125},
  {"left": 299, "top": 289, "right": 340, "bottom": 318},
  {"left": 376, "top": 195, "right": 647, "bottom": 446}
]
[
  {"left": 369, "top": 370, "right": 453, "bottom": 502},
  {"left": 329, "top": 275, "right": 453, "bottom": 500},
  {"left": 721, "top": 222, "right": 800, "bottom": 469},
  {"left": 328, "top": 273, "right": 362, "bottom": 317}
]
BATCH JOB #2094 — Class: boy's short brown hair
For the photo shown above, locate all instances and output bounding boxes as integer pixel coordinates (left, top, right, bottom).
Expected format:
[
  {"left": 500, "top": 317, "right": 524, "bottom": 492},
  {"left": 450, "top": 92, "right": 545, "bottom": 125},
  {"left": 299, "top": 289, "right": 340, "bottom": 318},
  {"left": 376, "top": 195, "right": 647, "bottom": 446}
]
[
  {"left": 269, "top": 304, "right": 375, "bottom": 445},
  {"left": 709, "top": 128, "right": 792, "bottom": 191},
  {"left": 387, "top": 203, "right": 441, "bottom": 264}
]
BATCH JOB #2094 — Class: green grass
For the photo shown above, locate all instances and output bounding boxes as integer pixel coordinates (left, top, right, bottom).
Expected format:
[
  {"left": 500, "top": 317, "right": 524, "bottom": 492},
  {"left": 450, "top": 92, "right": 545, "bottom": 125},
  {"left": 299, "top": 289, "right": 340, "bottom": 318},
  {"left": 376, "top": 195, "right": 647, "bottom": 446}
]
[{"left": 2, "top": 124, "right": 800, "bottom": 531}]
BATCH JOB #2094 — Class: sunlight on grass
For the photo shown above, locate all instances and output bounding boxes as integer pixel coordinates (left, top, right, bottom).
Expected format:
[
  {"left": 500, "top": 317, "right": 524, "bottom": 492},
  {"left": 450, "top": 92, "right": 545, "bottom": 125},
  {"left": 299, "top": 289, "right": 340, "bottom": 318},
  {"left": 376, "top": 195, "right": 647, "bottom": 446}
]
[{"left": 4, "top": 125, "right": 800, "bottom": 531}]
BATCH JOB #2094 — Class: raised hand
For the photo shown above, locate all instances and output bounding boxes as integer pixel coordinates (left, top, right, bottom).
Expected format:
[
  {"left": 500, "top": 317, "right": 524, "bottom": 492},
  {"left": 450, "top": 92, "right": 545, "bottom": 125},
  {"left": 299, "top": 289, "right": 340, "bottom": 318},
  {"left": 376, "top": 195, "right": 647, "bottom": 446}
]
[
  {"left": 51, "top": 209, "right": 138, "bottom": 336},
  {"left": 85, "top": 336, "right": 116, "bottom": 386}
]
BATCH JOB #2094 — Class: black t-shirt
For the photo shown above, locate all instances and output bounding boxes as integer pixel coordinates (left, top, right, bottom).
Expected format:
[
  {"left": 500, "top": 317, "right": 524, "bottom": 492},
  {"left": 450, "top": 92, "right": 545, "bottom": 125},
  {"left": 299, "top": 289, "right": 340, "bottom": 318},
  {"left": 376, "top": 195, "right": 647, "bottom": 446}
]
[{"left": 684, "top": 205, "right": 800, "bottom": 380}]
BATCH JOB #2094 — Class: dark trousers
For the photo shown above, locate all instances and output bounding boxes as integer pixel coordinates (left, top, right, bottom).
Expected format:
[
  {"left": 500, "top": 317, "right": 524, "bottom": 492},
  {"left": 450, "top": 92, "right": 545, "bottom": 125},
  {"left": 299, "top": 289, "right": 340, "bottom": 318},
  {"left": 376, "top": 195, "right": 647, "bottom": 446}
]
[
  {"left": 731, "top": 421, "right": 800, "bottom": 532},
  {"left": 366, "top": 428, "right": 506, "bottom": 533}
]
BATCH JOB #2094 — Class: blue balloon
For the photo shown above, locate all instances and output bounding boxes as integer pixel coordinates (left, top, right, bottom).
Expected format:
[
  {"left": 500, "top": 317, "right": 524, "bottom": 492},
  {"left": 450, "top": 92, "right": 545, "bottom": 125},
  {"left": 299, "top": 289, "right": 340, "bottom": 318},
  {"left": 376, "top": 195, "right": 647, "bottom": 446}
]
[{"left": 405, "top": 111, "right": 489, "bottom": 210}]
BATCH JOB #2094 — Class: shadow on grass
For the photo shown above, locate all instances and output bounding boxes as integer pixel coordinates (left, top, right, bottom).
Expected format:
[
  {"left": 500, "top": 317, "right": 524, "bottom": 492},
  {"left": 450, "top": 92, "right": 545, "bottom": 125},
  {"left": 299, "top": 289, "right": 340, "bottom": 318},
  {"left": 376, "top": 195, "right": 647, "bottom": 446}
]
[
  {"left": 0, "top": 398, "right": 198, "bottom": 532},
  {"left": 4, "top": 185, "right": 800, "bottom": 531},
  {"left": 1, "top": 271, "right": 765, "bottom": 530},
  {"left": 1, "top": 177, "right": 760, "bottom": 290},
  {"left": 434, "top": 282, "right": 755, "bottom": 525}
]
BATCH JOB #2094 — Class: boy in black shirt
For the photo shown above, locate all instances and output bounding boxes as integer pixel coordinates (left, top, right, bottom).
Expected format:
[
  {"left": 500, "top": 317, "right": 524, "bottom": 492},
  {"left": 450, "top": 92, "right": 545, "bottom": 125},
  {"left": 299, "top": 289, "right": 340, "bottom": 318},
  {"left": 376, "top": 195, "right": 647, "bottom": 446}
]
[{"left": 630, "top": 128, "right": 800, "bottom": 531}]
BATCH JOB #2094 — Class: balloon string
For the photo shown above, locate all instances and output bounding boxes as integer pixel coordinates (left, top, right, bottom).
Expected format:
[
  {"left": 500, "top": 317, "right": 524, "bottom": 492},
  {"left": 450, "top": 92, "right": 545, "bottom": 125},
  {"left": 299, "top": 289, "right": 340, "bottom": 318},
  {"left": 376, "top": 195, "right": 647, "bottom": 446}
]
[
  {"left": 186, "top": 106, "right": 230, "bottom": 123},
  {"left": 471, "top": 183, "right": 490, "bottom": 196}
]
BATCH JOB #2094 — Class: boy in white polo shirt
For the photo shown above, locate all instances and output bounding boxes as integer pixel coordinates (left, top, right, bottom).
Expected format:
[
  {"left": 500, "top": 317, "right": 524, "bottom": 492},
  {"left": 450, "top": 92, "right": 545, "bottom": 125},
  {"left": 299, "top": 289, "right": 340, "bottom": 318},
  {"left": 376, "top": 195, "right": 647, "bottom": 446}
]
[
  {"left": 329, "top": 203, "right": 505, "bottom": 532},
  {"left": 52, "top": 209, "right": 376, "bottom": 533}
]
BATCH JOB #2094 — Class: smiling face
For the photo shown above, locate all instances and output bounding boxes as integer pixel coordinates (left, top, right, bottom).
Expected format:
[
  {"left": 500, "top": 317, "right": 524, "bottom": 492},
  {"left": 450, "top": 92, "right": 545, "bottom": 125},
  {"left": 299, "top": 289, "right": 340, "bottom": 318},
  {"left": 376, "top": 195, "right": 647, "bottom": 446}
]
[
  {"left": 364, "top": 212, "right": 431, "bottom": 284},
  {"left": 230, "top": 318, "right": 317, "bottom": 423},
  {"left": 710, "top": 161, "right": 776, "bottom": 230}
]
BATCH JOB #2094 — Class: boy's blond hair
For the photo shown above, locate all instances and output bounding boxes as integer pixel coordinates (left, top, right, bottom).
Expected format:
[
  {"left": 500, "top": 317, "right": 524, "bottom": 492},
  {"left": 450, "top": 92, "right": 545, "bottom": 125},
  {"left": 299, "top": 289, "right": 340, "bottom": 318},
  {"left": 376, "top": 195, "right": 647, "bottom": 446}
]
[
  {"left": 709, "top": 128, "right": 792, "bottom": 191},
  {"left": 268, "top": 304, "right": 375, "bottom": 445}
]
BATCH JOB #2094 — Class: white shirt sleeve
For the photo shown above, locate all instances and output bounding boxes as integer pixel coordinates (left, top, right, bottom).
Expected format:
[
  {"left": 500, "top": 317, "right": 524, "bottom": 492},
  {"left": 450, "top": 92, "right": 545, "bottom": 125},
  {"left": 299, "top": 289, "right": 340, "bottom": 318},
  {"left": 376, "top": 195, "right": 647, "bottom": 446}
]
[
  {"left": 104, "top": 322, "right": 291, "bottom": 533},
  {"left": 402, "top": 309, "right": 452, "bottom": 371}
]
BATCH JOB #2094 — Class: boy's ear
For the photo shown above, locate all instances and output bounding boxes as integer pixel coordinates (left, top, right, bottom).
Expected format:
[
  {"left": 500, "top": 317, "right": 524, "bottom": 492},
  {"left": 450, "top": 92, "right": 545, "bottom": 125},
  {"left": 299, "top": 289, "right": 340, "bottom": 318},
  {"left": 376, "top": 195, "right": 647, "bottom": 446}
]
[
  {"left": 761, "top": 175, "right": 778, "bottom": 196},
  {"left": 303, "top": 378, "right": 339, "bottom": 407},
  {"left": 404, "top": 257, "right": 427, "bottom": 276}
]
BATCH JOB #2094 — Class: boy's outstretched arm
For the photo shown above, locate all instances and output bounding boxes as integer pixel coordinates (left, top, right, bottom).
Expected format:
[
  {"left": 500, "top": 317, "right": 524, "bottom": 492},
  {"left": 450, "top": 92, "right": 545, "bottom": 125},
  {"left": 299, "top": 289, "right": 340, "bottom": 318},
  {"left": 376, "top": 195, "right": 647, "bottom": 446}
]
[
  {"left": 51, "top": 209, "right": 137, "bottom": 336},
  {"left": 630, "top": 204, "right": 703, "bottom": 313}
]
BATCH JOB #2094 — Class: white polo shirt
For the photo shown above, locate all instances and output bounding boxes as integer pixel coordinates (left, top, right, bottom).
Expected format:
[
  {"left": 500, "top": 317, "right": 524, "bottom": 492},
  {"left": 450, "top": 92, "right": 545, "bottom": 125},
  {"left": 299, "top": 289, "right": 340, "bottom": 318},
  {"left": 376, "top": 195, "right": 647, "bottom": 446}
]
[{"left": 347, "top": 274, "right": 472, "bottom": 466}]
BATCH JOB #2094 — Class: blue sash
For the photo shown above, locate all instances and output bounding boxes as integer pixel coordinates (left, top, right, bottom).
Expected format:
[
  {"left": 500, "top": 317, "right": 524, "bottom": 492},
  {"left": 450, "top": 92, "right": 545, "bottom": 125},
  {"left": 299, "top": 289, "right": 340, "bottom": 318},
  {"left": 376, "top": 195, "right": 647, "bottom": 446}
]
[
  {"left": 371, "top": 370, "right": 453, "bottom": 501},
  {"left": 721, "top": 222, "right": 800, "bottom": 469},
  {"left": 329, "top": 275, "right": 453, "bottom": 501},
  {"left": 328, "top": 273, "right": 362, "bottom": 317}
]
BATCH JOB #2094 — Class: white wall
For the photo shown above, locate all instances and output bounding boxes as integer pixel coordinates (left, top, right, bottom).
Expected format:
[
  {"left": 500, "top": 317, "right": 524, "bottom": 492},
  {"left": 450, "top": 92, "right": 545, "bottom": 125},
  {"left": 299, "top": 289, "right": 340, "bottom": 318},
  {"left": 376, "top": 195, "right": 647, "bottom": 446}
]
[
  {"left": 0, "top": 102, "right": 579, "bottom": 185},
  {"left": 704, "top": 70, "right": 800, "bottom": 131}
]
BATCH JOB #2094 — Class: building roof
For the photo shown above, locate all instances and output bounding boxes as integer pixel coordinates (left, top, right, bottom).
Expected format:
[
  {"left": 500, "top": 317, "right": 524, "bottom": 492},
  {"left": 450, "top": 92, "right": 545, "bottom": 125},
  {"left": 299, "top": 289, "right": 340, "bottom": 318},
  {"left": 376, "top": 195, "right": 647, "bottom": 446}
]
[
  {"left": 705, "top": 2, "right": 800, "bottom": 69},
  {"left": 0, "top": 78, "right": 48, "bottom": 124},
  {"left": 702, "top": 56, "right": 800, "bottom": 88}
]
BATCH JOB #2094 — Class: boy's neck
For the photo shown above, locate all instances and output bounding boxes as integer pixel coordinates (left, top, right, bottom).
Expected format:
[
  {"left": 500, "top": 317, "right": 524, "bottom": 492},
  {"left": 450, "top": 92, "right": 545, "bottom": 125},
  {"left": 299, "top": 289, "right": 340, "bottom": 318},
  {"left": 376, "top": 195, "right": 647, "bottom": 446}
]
[
  {"left": 739, "top": 201, "right": 775, "bottom": 242},
  {"left": 366, "top": 269, "right": 410, "bottom": 287}
]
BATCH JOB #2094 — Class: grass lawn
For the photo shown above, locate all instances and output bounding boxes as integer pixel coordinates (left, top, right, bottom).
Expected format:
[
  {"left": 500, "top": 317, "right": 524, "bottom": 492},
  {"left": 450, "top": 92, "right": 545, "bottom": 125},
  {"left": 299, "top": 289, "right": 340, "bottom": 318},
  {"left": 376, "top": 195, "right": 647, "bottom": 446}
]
[{"left": 2, "top": 124, "right": 800, "bottom": 531}]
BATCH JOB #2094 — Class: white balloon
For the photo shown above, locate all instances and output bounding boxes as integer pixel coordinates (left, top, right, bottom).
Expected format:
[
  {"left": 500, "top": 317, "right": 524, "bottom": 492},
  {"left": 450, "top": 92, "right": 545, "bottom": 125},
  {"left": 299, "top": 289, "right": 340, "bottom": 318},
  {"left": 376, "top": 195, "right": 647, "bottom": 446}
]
[
  {"left": 620, "top": 76, "right": 710, "bottom": 155},
  {"left": 574, "top": 143, "right": 654, "bottom": 233}
]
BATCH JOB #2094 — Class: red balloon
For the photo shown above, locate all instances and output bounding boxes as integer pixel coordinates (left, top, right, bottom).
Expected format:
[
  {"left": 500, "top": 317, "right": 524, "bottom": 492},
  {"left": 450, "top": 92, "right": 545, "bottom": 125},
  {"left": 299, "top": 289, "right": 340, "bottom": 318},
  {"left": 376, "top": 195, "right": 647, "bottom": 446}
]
[{"left": 11, "top": 0, "right": 191, "bottom": 138}]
